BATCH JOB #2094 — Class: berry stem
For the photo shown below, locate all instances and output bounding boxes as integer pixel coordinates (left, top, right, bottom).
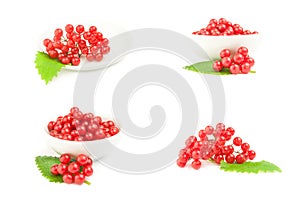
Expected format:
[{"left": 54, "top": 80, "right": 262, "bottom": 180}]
[{"left": 84, "top": 180, "right": 91, "bottom": 185}]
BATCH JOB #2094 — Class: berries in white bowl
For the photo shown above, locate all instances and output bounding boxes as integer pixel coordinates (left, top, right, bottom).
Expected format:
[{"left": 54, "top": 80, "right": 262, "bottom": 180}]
[
  {"left": 45, "top": 107, "right": 121, "bottom": 158},
  {"left": 191, "top": 18, "right": 261, "bottom": 60}
]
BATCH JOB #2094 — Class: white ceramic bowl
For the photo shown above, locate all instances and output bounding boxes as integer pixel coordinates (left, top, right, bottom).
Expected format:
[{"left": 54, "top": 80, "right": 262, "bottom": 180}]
[
  {"left": 191, "top": 34, "right": 261, "bottom": 60},
  {"left": 45, "top": 128, "right": 121, "bottom": 159}
]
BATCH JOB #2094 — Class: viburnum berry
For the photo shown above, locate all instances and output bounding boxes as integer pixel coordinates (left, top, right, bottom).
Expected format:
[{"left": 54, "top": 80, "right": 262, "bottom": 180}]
[
  {"left": 48, "top": 107, "right": 120, "bottom": 141},
  {"left": 50, "top": 164, "right": 59, "bottom": 175},
  {"left": 213, "top": 60, "right": 223, "bottom": 72},
  {"left": 74, "top": 173, "right": 86, "bottom": 185},
  {"left": 62, "top": 172, "right": 73, "bottom": 184},
  {"left": 230, "top": 64, "right": 241, "bottom": 74},
  {"left": 177, "top": 123, "right": 256, "bottom": 170},
  {"left": 233, "top": 53, "right": 244, "bottom": 64},
  {"left": 192, "top": 18, "right": 258, "bottom": 36},
  {"left": 43, "top": 24, "right": 110, "bottom": 66},
  {"left": 220, "top": 49, "right": 231, "bottom": 58},
  {"left": 59, "top": 153, "right": 71, "bottom": 164}
]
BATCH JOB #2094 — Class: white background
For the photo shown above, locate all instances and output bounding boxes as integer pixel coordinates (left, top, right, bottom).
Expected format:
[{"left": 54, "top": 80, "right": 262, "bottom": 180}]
[{"left": 1, "top": 0, "right": 299, "bottom": 199}]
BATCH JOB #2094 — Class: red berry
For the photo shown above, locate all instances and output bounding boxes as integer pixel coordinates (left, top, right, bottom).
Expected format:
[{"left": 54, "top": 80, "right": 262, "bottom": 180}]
[
  {"left": 214, "top": 155, "right": 224, "bottom": 164},
  {"left": 54, "top": 28, "right": 63, "bottom": 37},
  {"left": 241, "top": 62, "right": 251, "bottom": 74},
  {"left": 65, "top": 24, "right": 74, "bottom": 33},
  {"left": 213, "top": 60, "right": 223, "bottom": 72},
  {"left": 57, "top": 163, "right": 67, "bottom": 175},
  {"left": 177, "top": 158, "right": 187, "bottom": 168},
  {"left": 221, "top": 57, "right": 232, "bottom": 68},
  {"left": 205, "top": 125, "right": 214, "bottom": 134},
  {"left": 225, "top": 154, "right": 235, "bottom": 164},
  {"left": 76, "top": 154, "right": 88, "bottom": 166},
  {"left": 233, "top": 53, "right": 244, "bottom": 64},
  {"left": 68, "top": 162, "right": 80, "bottom": 174},
  {"left": 236, "top": 154, "right": 246, "bottom": 164},
  {"left": 62, "top": 173, "right": 73, "bottom": 184},
  {"left": 76, "top": 25, "right": 85, "bottom": 33},
  {"left": 226, "top": 127, "right": 235, "bottom": 136},
  {"left": 43, "top": 38, "right": 51, "bottom": 47},
  {"left": 86, "top": 53, "right": 94, "bottom": 61},
  {"left": 95, "top": 53, "right": 103, "bottom": 61},
  {"left": 50, "top": 164, "right": 59, "bottom": 175},
  {"left": 59, "top": 154, "right": 71, "bottom": 164},
  {"left": 233, "top": 137, "right": 242, "bottom": 146},
  {"left": 220, "top": 49, "right": 231, "bottom": 58},
  {"left": 229, "top": 64, "right": 240, "bottom": 74},
  {"left": 198, "top": 130, "right": 207, "bottom": 139},
  {"left": 89, "top": 26, "right": 97, "bottom": 33},
  {"left": 83, "top": 165, "right": 93, "bottom": 177},
  {"left": 72, "top": 57, "right": 80, "bottom": 66},
  {"left": 74, "top": 173, "right": 86, "bottom": 185},
  {"left": 61, "top": 57, "right": 70, "bottom": 64},
  {"left": 192, "top": 148, "right": 201, "bottom": 160},
  {"left": 237, "top": 46, "right": 248, "bottom": 57},
  {"left": 48, "top": 50, "right": 58, "bottom": 59},
  {"left": 246, "top": 57, "right": 255, "bottom": 67},
  {"left": 241, "top": 143, "right": 250, "bottom": 152},
  {"left": 185, "top": 136, "right": 197, "bottom": 148},
  {"left": 191, "top": 159, "right": 202, "bottom": 170},
  {"left": 248, "top": 150, "right": 256, "bottom": 160}
]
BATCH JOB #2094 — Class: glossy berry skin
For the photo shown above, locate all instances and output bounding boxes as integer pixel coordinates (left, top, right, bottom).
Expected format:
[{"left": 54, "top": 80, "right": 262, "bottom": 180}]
[
  {"left": 59, "top": 153, "right": 71, "bottom": 164},
  {"left": 63, "top": 173, "right": 73, "bottom": 184},
  {"left": 248, "top": 150, "right": 256, "bottom": 160},
  {"left": 241, "top": 62, "right": 251, "bottom": 74},
  {"left": 57, "top": 163, "right": 67, "bottom": 175},
  {"left": 241, "top": 143, "right": 250, "bottom": 152},
  {"left": 65, "top": 24, "right": 74, "bottom": 33},
  {"left": 83, "top": 165, "right": 93, "bottom": 177},
  {"left": 237, "top": 46, "right": 248, "bottom": 57},
  {"left": 246, "top": 57, "right": 255, "bottom": 67},
  {"left": 213, "top": 61, "right": 223, "bottom": 72},
  {"left": 74, "top": 173, "right": 86, "bottom": 185},
  {"left": 50, "top": 164, "right": 59, "bottom": 175},
  {"left": 191, "top": 159, "right": 202, "bottom": 170},
  {"left": 225, "top": 154, "right": 235, "bottom": 164},
  {"left": 68, "top": 162, "right": 80, "bottom": 174},
  {"left": 76, "top": 154, "right": 89, "bottom": 166},
  {"left": 220, "top": 49, "right": 231, "bottom": 58},
  {"left": 233, "top": 137, "right": 242, "bottom": 146},
  {"left": 221, "top": 57, "right": 232, "bottom": 68},
  {"left": 233, "top": 53, "right": 244, "bottom": 64},
  {"left": 236, "top": 154, "right": 246, "bottom": 164},
  {"left": 192, "top": 148, "right": 201, "bottom": 160},
  {"left": 177, "top": 158, "right": 187, "bottom": 168},
  {"left": 230, "top": 64, "right": 240, "bottom": 74}
]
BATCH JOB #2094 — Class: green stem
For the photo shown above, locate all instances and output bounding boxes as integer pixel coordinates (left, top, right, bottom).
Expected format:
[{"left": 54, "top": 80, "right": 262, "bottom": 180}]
[{"left": 84, "top": 180, "right": 91, "bottom": 185}]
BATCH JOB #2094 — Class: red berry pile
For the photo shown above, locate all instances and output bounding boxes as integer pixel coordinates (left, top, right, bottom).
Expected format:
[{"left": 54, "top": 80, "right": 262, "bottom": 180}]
[
  {"left": 51, "top": 153, "right": 93, "bottom": 185},
  {"left": 177, "top": 123, "right": 256, "bottom": 170},
  {"left": 213, "top": 46, "right": 255, "bottom": 74},
  {"left": 43, "top": 24, "right": 110, "bottom": 66},
  {"left": 192, "top": 18, "right": 258, "bottom": 36},
  {"left": 47, "top": 107, "right": 120, "bottom": 141}
]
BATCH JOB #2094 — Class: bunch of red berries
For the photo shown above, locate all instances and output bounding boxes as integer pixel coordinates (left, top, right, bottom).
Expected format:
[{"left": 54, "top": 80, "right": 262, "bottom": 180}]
[
  {"left": 177, "top": 123, "right": 256, "bottom": 170},
  {"left": 51, "top": 154, "right": 93, "bottom": 185},
  {"left": 213, "top": 46, "right": 255, "bottom": 74},
  {"left": 43, "top": 24, "right": 110, "bottom": 66},
  {"left": 192, "top": 18, "right": 258, "bottom": 36},
  {"left": 48, "top": 107, "right": 120, "bottom": 141}
]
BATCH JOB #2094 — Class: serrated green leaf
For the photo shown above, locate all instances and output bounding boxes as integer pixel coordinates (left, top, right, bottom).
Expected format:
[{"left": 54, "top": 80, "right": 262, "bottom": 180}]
[
  {"left": 35, "top": 156, "right": 63, "bottom": 183},
  {"left": 183, "top": 60, "right": 256, "bottom": 75},
  {"left": 220, "top": 160, "right": 282, "bottom": 173},
  {"left": 35, "top": 51, "right": 65, "bottom": 84}
]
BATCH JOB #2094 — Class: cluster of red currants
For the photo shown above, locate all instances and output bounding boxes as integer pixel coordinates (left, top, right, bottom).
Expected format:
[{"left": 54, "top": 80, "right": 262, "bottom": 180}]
[
  {"left": 213, "top": 46, "right": 255, "bottom": 74},
  {"left": 192, "top": 18, "right": 258, "bottom": 36},
  {"left": 177, "top": 123, "right": 256, "bottom": 170},
  {"left": 47, "top": 107, "right": 120, "bottom": 141},
  {"left": 43, "top": 24, "right": 110, "bottom": 66},
  {"left": 51, "top": 153, "right": 93, "bottom": 185}
]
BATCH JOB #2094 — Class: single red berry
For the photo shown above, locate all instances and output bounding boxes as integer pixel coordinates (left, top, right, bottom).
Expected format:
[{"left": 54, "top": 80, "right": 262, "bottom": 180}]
[
  {"left": 191, "top": 148, "right": 201, "bottom": 160},
  {"left": 89, "top": 26, "right": 97, "bottom": 33},
  {"left": 68, "top": 162, "right": 80, "bottom": 174},
  {"left": 205, "top": 125, "right": 214, "bottom": 135},
  {"left": 61, "top": 57, "right": 70, "bottom": 64},
  {"left": 185, "top": 136, "right": 197, "bottom": 148},
  {"left": 59, "top": 153, "right": 71, "bottom": 164},
  {"left": 50, "top": 164, "right": 59, "bottom": 175},
  {"left": 213, "top": 60, "right": 223, "bottom": 72},
  {"left": 43, "top": 38, "right": 51, "bottom": 47},
  {"left": 54, "top": 28, "right": 63, "bottom": 37},
  {"left": 86, "top": 53, "right": 94, "bottom": 61},
  {"left": 233, "top": 137, "right": 242, "bottom": 146},
  {"left": 229, "top": 64, "right": 240, "bottom": 74},
  {"left": 74, "top": 173, "right": 86, "bottom": 185},
  {"left": 95, "top": 53, "right": 103, "bottom": 61},
  {"left": 220, "top": 49, "right": 231, "bottom": 58},
  {"left": 63, "top": 172, "right": 73, "bottom": 184},
  {"left": 177, "top": 158, "right": 187, "bottom": 168},
  {"left": 241, "top": 62, "right": 251, "bottom": 74},
  {"left": 72, "top": 57, "right": 80, "bottom": 66},
  {"left": 83, "top": 165, "right": 93, "bottom": 177},
  {"left": 236, "top": 154, "right": 246, "bottom": 164},
  {"left": 225, "top": 154, "right": 235, "bottom": 164},
  {"left": 76, "top": 154, "right": 89, "bottom": 166},
  {"left": 198, "top": 130, "right": 207, "bottom": 139},
  {"left": 233, "top": 53, "right": 245, "bottom": 64},
  {"left": 237, "top": 46, "right": 248, "bottom": 57},
  {"left": 191, "top": 159, "right": 202, "bottom": 170},
  {"left": 214, "top": 155, "right": 224, "bottom": 164},
  {"left": 246, "top": 57, "right": 255, "bottom": 67},
  {"left": 48, "top": 121, "right": 56, "bottom": 131},
  {"left": 65, "top": 24, "right": 74, "bottom": 33},
  {"left": 57, "top": 163, "right": 68, "bottom": 175},
  {"left": 221, "top": 57, "right": 232, "bottom": 68},
  {"left": 226, "top": 127, "right": 235, "bottom": 136},
  {"left": 76, "top": 25, "right": 85, "bottom": 33},
  {"left": 248, "top": 150, "right": 256, "bottom": 160},
  {"left": 241, "top": 143, "right": 250, "bottom": 152},
  {"left": 48, "top": 50, "right": 58, "bottom": 59}
]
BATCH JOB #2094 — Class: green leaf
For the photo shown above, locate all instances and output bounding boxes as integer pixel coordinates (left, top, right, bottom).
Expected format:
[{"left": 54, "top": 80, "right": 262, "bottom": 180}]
[
  {"left": 35, "top": 156, "right": 91, "bottom": 185},
  {"left": 220, "top": 160, "right": 282, "bottom": 173},
  {"left": 35, "top": 51, "right": 65, "bottom": 84},
  {"left": 183, "top": 60, "right": 256, "bottom": 75},
  {"left": 35, "top": 156, "right": 63, "bottom": 183}
]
